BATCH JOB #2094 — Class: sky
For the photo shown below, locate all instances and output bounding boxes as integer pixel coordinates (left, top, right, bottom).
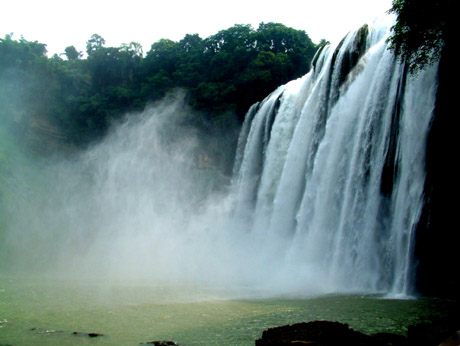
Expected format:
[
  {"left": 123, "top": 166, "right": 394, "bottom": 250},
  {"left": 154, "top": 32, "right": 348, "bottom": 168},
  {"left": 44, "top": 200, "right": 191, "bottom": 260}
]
[{"left": 1, "top": 0, "right": 393, "bottom": 57}]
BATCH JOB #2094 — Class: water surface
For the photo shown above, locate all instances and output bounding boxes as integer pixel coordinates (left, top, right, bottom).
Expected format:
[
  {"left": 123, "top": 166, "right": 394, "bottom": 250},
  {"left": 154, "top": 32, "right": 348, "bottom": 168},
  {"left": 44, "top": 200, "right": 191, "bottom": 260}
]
[{"left": 0, "top": 276, "right": 451, "bottom": 345}]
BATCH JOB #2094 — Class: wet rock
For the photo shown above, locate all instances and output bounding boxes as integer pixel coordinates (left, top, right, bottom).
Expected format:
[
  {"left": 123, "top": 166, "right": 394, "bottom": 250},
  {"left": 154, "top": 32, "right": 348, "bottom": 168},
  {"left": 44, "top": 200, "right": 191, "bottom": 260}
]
[
  {"left": 439, "top": 330, "right": 460, "bottom": 346},
  {"left": 408, "top": 323, "right": 459, "bottom": 346},
  {"left": 139, "top": 342, "right": 179, "bottom": 345},
  {"left": 255, "top": 320, "right": 408, "bottom": 346},
  {"left": 371, "top": 332, "right": 407, "bottom": 346},
  {"left": 256, "top": 321, "right": 372, "bottom": 345},
  {"left": 72, "top": 331, "right": 104, "bottom": 338}
]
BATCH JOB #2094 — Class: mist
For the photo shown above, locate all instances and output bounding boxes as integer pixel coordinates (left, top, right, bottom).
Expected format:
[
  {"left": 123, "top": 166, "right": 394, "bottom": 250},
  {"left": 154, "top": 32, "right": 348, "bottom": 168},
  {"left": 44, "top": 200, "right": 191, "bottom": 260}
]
[{"left": 1, "top": 93, "right": 321, "bottom": 300}]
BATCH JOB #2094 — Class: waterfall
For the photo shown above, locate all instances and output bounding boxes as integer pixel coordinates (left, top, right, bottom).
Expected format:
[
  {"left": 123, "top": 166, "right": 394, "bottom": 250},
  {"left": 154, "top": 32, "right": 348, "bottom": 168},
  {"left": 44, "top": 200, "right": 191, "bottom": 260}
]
[
  {"left": 1, "top": 15, "right": 439, "bottom": 300},
  {"left": 231, "top": 14, "right": 438, "bottom": 297}
]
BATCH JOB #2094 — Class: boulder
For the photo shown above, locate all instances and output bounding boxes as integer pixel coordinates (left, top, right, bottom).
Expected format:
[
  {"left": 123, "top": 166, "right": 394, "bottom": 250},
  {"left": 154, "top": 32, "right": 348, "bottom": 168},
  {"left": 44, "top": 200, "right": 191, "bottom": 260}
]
[
  {"left": 255, "top": 320, "right": 374, "bottom": 346},
  {"left": 255, "top": 320, "right": 410, "bottom": 346}
]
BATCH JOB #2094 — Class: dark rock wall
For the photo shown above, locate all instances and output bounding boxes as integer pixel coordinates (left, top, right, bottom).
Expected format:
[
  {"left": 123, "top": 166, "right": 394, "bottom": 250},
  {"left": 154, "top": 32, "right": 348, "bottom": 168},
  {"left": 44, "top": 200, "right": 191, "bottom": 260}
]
[{"left": 415, "top": 33, "right": 460, "bottom": 298}]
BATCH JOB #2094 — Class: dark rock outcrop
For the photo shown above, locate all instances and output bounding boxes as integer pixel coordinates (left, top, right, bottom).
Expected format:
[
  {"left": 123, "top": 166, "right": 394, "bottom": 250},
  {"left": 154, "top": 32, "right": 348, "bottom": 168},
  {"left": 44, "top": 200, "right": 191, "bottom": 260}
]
[
  {"left": 414, "top": 17, "right": 460, "bottom": 299},
  {"left": 256, "top": 320, "right": 460, "bottom": 346},
  {"left": 256, "top": 321, "right": 380, "bottom": 346}
]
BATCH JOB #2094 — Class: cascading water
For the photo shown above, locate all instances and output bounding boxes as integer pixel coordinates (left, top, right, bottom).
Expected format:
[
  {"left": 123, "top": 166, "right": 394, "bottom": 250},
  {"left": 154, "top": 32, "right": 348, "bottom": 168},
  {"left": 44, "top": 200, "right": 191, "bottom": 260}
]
[
  {"left": 0, "top": 15, "right": 438, "bottom": 300},
  {"left": 231, "top": 14, "right": 438, "bottom": 297}
]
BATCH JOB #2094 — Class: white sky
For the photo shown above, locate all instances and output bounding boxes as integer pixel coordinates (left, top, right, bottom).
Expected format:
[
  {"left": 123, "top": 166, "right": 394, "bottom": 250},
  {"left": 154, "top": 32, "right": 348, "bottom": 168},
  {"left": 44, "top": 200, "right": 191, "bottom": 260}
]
[{"left": 1, "top": 0, "right": 393, "bottom": 56}]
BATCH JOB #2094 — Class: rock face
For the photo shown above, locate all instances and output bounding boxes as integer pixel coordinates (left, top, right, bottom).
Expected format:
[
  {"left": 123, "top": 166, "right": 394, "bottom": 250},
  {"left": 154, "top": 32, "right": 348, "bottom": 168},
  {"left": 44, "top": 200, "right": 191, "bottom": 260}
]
[
  {"left": 255, "top": 321, "right": 407, "bottom": 346},
  {"left": 414, "top": 32, "right": 460, "bottom": 299}
]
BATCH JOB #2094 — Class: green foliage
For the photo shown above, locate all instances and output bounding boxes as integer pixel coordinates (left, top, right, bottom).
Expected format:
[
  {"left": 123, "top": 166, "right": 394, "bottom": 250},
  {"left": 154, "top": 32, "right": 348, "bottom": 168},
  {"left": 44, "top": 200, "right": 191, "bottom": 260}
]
[
  {"left": 1, "top": 24, "right": 319, "bottom": 148},
  {"left": 86, "top": 33, "right": 106, "bottom": 55},
  {"left": 189, "top": 23, "right": 317, "bottom": 117},
  {"left": 64, "top": 45, "right": 82, "bottom": 61},
  {"left": 120, "top": 41, "right": 143, "bottom": 57},
  {"left": 0, "top": 35, "right": 56, "bottom": 125},
  {"left": 387, "top": 0, "right": 453, "bottom": 73}
]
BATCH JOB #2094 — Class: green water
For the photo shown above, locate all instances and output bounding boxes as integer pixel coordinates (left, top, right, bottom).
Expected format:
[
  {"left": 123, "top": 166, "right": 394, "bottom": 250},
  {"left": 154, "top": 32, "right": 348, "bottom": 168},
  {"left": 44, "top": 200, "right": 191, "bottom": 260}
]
[{"left": 0, "top": 276, "right": 452, "bottom": 345}]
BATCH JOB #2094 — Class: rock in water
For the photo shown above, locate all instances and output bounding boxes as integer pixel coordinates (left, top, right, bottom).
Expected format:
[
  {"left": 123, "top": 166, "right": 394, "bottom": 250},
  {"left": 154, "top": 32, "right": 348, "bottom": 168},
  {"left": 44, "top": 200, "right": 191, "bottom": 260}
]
[
  {"left": 140, "top": 342, "right": 179, "bottom": 345},
  {"left": 256, "top": 321, "right": 371, "bottom": 345},
  {"left": 72, "top": 331, "right": 104, "bottom": 337},
  {"left": 255, "top": 320, "right": 409, "bottom": 346}
]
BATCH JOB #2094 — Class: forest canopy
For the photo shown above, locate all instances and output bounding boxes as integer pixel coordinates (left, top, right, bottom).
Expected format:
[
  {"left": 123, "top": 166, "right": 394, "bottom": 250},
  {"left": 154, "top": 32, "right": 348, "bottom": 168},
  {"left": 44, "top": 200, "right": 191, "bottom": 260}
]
[
  {"left": 3, "top": 0, "right": 451, "bottom": 151},
  {"left": 0, "top": 23, "right": 318, "bottom": 147}
]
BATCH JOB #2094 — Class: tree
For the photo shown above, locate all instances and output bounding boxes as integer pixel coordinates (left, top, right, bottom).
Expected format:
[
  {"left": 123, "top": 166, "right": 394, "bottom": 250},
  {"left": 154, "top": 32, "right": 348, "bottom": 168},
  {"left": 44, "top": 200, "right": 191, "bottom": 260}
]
[
  {"left": 120, "top": 42, "right": 143, "bottom": 57},
  {"left": 255, "top": 23, "right": 316, "bottom": 80},
  {"left": 204, "top": 24, "right": 255, "bottom": 54},
  {"left": 86, "top": 34, "right": 106, "bottom": 56},
  {"left": 387, "top": 0, "right": 453, "bottom": 73},
  {"left": 144, "top": 39, "right": 179, "bottom": 75},
  {"left": 173, "top": 34, "right": 205, "bottom": 88},
  {"left": 64, "top": 45, "right": 82, "bottom": 61}
]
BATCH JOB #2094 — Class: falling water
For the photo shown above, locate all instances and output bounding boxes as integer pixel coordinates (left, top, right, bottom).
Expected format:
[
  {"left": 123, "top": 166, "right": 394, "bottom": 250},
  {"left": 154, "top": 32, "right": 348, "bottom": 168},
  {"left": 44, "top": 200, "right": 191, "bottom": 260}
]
[
  {"left": 0, "top": 15, "right": 438, "bottom": 299},
  {"left": 232, "top": 14, "right": 438, "bottom": 297}
]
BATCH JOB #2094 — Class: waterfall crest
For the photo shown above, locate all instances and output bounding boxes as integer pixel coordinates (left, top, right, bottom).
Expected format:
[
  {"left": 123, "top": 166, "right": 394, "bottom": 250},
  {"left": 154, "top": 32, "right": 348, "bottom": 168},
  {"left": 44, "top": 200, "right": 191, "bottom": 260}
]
[{"left": 231, "top": 14, "right": 438, "bottom": 296}]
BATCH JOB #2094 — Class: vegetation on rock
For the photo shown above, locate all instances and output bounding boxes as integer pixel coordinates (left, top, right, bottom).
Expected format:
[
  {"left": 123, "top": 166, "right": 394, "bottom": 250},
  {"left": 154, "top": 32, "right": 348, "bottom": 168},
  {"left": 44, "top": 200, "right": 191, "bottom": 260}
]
[{"left": 387, "top": 0, "right": 453, "bottom": 73}]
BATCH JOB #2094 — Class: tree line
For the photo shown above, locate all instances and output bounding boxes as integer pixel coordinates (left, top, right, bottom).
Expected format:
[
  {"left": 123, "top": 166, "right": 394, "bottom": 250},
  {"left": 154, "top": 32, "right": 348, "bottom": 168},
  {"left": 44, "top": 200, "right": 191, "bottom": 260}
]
[
  {"left": 0, "top": 23, "right": 319, "bottom": 146},
  {"left": 1, "top": 0, "right": 451, "bottom": 148}
]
